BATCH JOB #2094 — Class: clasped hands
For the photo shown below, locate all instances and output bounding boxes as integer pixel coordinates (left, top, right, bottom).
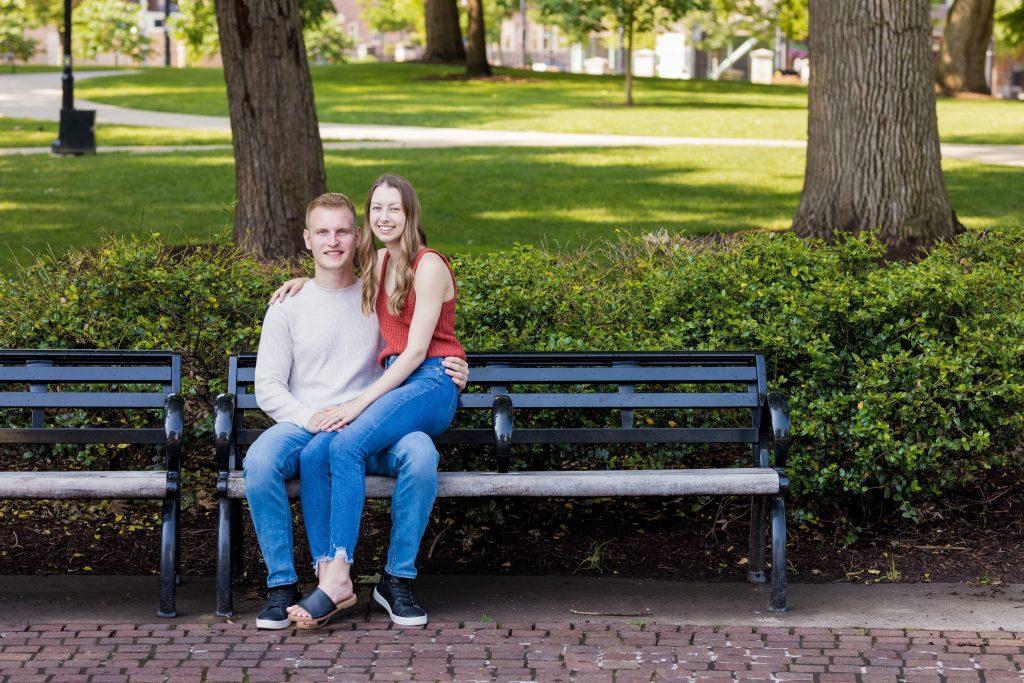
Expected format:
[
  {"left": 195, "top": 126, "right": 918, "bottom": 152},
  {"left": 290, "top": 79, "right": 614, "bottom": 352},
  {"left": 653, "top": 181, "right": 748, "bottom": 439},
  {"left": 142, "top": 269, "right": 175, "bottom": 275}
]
[{"left": 307, "top": 400, "right": 366, "bottom": 433}]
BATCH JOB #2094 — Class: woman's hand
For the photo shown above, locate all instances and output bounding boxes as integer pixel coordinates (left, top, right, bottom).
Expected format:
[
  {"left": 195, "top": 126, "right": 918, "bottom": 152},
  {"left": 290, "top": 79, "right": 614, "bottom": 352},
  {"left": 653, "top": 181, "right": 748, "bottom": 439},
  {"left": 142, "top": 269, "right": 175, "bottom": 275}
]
[
  {"left": 443, "top": 356, "right": 469, "bottom": 392},
  {"left": 268, "top": 277, "right": 311, "bottom": 305},
  {"left": 313, "top": 399, "right": 367, "bottom": 432}
]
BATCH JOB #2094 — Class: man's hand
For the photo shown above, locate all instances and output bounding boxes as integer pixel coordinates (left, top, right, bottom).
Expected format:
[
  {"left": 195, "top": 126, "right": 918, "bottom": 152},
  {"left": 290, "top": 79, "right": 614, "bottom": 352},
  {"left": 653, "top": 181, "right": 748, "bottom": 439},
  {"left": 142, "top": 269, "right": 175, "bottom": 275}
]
[
  {"left": 313, "top": 399, "right": 366, "bottom": 432},
  {"left": 306, "top": 408, "right": 333, "bottom": 432},
  {"left": 443, "top": 356, "right": 469, "bottom": 392}
]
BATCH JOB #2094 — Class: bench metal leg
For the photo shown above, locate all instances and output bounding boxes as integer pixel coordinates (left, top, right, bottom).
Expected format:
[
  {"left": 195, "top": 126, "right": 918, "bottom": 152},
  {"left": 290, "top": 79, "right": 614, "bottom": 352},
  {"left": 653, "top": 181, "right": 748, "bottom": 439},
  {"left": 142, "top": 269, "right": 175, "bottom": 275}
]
[
  {"left": 158, "top": 496, "right": 178, "bottom": 618},
  {"left": 215, "top": 496, "right": 236, "bottom": 618},
  {"left": 747, "top": 495, "right": 767, "bottom": 584},
  {"left": 175, "top": 497, "right": 182, "bottom": 586},
  {"left": 767, "top": 494, "right": 787, "bottom": 612},
  {"left": 230, "top": 499, "right": 244, "bottom": 583}
]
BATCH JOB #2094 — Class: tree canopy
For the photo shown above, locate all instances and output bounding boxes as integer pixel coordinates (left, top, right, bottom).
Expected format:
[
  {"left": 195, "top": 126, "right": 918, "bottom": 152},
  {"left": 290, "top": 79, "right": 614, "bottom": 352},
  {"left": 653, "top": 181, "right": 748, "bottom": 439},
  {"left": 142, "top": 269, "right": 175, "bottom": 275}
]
[
  {"left": 538, "top": 0, "right": 705, "bottom": 104},
  {"left": 73, "top": 0, "right": 151, "bottom": 64},
  {"left": 0, "top": 0, "right": 39, "bottom": 71}
]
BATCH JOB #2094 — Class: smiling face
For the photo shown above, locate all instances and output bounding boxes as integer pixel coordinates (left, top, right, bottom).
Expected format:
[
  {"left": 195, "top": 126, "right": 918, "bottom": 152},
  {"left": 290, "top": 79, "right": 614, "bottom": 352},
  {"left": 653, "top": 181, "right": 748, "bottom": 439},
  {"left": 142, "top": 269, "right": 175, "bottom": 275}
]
[
  {"left": 367, "top": 183, "right": 407, "bottom": 247},
  {"left": 303, "top": 205, "right": 359, "bottom": 278}
]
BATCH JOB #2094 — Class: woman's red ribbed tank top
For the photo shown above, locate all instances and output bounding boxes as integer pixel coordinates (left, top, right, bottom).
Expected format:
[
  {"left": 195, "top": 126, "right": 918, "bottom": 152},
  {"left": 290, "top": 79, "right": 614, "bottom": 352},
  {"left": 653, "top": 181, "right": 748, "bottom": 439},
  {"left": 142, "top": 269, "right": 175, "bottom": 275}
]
[{"left": 376, "top": 248, "right": 466, "bottom": 367}]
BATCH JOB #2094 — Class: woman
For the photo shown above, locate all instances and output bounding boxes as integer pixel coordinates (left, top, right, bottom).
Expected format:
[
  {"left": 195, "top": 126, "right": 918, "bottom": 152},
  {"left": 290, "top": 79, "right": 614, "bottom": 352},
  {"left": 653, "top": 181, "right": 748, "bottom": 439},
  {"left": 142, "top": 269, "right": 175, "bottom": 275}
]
[{"left": 286, "top": 175, "right": 465, "bottom": 628}]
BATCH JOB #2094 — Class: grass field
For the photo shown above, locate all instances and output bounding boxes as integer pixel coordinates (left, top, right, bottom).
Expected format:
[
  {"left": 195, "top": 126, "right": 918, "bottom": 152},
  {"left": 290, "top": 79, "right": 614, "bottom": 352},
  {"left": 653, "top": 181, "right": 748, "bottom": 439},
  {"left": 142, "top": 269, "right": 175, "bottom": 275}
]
[
  {"left": 73, "top": 63, "right": 1024, "bottom": 145},
  {"left": 1, "top": 145, "right": 1019, "bottom": 274},
  {"left": 0, "top": 116, "right": 232, "bottom": 147}
]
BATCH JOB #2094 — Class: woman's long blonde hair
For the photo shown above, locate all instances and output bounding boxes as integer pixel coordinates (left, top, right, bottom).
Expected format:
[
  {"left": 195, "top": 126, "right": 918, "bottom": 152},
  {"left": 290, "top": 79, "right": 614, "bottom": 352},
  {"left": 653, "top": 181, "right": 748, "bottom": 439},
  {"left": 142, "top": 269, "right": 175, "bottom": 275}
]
[{"left": 359, "top": 174, "right": 428, "bottom": 316}]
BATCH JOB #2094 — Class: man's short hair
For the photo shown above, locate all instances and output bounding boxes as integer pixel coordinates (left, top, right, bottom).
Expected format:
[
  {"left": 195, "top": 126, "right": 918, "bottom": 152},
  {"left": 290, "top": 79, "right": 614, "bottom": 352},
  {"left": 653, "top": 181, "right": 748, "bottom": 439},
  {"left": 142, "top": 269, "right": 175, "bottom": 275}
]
[{"left": 305, "top": 192, "right": 357, "bottom": 228}]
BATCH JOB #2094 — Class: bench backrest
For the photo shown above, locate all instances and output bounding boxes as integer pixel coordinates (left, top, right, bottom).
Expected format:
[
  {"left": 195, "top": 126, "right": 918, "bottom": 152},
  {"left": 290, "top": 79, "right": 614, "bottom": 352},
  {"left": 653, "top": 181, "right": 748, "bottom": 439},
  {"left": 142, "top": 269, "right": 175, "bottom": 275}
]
[
  {"left": 224, "top": 351, "right": 767, "bottom": 471},
  {"left": 0, "top": 349, "right": 182, "bottom": 447}
]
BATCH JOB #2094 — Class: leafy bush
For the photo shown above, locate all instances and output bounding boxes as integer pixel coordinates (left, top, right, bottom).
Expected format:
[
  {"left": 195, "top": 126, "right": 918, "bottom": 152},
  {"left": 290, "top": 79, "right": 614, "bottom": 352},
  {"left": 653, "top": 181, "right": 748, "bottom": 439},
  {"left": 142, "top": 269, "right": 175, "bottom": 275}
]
[
  {"left": 0, "top": 236, "right": 294, "bottom": 437},
  {"left": 452, "top": 229, "right": 1024, "bottom": 526},
  {"left": 2, "top": 229, "right": 1022, "bottom": 529}
]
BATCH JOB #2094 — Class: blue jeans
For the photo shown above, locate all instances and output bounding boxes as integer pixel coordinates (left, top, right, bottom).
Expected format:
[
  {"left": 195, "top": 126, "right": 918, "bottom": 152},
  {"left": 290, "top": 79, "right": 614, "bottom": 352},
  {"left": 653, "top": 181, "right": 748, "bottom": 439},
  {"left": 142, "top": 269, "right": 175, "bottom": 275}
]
[
  {"left": 244, "top": 422, "right": 440, "bottom": 588},
  {"left": 301, "top": 357, "right": 458, "bottom": 576}
]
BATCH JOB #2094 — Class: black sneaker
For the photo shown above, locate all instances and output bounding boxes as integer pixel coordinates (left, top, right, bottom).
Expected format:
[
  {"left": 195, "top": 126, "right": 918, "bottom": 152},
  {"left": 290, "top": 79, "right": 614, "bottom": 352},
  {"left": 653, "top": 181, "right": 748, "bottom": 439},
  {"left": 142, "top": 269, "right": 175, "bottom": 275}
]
[
  {"left": 256, "top": 583, "right": 302, "bottom": 630},
  {"left": 373, "top": 572, "right": 428, "bottom": 626}
]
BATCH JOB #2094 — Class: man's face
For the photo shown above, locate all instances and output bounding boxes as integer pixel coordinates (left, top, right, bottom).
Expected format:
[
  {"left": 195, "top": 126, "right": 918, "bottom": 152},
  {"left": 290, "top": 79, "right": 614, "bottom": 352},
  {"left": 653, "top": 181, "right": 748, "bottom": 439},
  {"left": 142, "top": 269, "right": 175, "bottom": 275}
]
[{"left": 303, "top": 206, "right": 358, "bottom": 274}]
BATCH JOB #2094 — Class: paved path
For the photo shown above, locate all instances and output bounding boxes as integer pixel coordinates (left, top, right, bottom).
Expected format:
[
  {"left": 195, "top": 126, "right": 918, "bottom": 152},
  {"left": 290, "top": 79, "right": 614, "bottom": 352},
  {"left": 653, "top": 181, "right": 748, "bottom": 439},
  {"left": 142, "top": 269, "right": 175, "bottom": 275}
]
[
  {"left": 1, "top": 620, "right": 1022, "bottom": 682},
  {"left": 2, "top": 576, "right": 1023, "bottom": 681},
  {"left": 3, "top": 71, "right": 1023, "bottom": 167}
]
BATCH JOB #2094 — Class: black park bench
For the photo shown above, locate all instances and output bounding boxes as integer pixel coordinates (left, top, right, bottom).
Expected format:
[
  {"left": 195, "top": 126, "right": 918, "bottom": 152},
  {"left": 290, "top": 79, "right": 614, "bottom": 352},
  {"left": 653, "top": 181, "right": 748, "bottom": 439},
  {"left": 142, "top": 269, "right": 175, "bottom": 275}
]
[
  {"left": 0, "top": 349, "right": 185, "bottom": 618},
  {"left": 214, "top": 351, "right": 791, "bottom": 618}
]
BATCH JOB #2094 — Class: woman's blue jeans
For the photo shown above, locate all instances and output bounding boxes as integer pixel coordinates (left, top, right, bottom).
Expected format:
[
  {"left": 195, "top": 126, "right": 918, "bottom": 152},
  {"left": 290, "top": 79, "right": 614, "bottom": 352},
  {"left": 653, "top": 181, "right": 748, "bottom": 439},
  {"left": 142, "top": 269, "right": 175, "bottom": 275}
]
[
  {"left": 244, "top": 423, "right": 439, "bottom": 587},
  {"left": 300, "top": 357, "right": 458, "bottom": 576}
]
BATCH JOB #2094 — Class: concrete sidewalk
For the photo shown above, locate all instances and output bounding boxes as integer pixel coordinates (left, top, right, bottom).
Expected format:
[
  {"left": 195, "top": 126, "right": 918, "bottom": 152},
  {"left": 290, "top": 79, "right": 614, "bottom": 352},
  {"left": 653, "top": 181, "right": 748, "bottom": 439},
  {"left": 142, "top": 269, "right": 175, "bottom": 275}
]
[
  {"left": 2, "top": 575, "right": 1023, "bottom": 630},
  {"left": 1, "top": 575, "right": 1022, "bottom": 682},
  {"left": 3, "top": 71, "right": 1024, "bottom": 167}
]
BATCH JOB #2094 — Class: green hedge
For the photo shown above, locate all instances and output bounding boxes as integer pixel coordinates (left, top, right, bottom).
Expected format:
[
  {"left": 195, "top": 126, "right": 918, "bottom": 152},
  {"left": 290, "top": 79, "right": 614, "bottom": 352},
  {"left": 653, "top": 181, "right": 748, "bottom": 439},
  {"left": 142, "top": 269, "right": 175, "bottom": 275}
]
[{"left": 2, "top": 229, "right": 1022, "bottom": 525}]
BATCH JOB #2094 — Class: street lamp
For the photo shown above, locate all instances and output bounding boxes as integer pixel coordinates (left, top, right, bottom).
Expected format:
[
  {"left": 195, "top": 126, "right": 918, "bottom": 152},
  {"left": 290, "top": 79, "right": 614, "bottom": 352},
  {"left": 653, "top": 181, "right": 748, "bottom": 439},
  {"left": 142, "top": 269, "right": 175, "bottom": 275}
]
[
  {"left": 165, "top": 0, "right": 171, "bottom": 66},
  {"left": 51, "top": 0, "right": 96, "bottom": 155}
]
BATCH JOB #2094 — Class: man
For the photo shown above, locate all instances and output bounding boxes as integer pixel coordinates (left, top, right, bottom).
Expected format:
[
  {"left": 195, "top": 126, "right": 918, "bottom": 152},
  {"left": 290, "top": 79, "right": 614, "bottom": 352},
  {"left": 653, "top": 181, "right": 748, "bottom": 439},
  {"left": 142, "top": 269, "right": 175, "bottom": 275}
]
[{"left": 245, "top": 192, "right": 467, "bottom": 629}]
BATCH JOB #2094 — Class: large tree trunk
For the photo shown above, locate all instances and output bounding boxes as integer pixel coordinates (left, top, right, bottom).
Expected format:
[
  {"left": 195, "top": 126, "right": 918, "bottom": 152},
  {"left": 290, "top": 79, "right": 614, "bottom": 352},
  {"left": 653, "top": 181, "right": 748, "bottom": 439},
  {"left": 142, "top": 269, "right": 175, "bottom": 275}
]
[
  {"left": 214, "top": 0, "right": 327, "bottom": 261},
  {"left": 422, "top": 0, "right": 465, "bottom": 63},
  {"left": 793, "top": 0, "right": 963, "bottom": 253},
  {"left": 936, "top": 0, "right": 995, "bottom": 94},
  {"left": 465, "top": 0, "right": 490, "bottom": 77}
]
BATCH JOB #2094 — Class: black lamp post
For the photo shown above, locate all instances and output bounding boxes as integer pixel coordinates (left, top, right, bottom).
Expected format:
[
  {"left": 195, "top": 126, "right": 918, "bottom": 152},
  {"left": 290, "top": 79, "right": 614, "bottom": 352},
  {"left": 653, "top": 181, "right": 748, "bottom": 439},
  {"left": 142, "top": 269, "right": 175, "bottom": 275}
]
[
  {"left": 164, "top": 0, "right": 171, "bottom": 65},
  {"left": 51, "top": 0, "right": 96, "bottom": 155}
]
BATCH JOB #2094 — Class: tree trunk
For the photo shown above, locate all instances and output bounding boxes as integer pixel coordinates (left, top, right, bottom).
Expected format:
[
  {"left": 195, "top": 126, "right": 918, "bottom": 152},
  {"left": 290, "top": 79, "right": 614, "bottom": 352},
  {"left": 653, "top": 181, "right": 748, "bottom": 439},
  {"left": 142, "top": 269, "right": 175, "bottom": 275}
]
[
  {"left": 214, "top": 0, "right": 327, "bottom": 261},
  {"left": 422, "top": 0, "right": 465, "bottom": 63},
  {"left": 792, "top": 0, "right": 963, "bottom": 253},
  {"left": 465, "top": 0, "right": 490, "bottom": 77},
  {"left": 936, "top": 0, "right": 995, "bottom": 94}
]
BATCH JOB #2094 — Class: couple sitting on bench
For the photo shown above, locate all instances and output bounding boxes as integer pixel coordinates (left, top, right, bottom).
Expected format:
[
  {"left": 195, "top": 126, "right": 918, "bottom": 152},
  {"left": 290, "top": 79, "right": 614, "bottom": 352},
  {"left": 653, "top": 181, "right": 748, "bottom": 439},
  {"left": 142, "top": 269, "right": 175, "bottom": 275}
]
[{"left": 247, "top": 176, "right": 469, "bottom": 631}]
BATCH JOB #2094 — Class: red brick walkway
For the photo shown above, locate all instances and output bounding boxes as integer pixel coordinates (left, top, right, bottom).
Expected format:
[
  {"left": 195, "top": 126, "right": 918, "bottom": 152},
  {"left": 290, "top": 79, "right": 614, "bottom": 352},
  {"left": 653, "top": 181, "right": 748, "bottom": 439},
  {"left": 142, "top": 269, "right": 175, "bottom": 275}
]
[{"left": 1, "top": 621, "right": 1021, "bottom": 682}]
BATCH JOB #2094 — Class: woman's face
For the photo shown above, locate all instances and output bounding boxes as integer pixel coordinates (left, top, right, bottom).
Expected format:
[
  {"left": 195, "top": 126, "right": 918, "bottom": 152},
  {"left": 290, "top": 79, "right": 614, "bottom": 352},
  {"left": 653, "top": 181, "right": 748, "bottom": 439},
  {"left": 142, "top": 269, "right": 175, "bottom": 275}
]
[{"left": 368, "top": 184, "right": 407, "bottom": 246}]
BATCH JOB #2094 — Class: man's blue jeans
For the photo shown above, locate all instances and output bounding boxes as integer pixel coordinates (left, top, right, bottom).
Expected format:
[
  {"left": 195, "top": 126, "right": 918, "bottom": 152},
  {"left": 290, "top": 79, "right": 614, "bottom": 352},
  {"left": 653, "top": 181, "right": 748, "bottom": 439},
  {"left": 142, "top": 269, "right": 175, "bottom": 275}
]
[
  {"left": 243, "top": 421, "right": 440, "bottom": 588},
  {"left": 301, "top": 357, "right": 458, "bottom": 576}
]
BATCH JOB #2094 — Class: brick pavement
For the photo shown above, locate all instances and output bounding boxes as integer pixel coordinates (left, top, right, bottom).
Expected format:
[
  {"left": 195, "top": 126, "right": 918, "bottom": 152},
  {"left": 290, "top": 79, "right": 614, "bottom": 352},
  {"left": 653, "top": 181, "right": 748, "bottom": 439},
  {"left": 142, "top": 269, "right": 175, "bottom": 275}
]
[{"left": 0, "top": 621, "right": 1021, "bottom": 682}]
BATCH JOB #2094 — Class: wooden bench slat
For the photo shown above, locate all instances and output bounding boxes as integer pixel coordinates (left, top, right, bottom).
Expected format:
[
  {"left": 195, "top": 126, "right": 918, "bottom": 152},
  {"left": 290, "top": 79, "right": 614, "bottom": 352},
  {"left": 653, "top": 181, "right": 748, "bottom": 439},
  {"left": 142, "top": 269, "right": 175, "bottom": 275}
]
[
  {"left": 0, "top": 393, "right": 168, "bottom": 409},
  {"left": 498, "top": 427, "right": 760, "bottom": 443},
  {"left": 234, "top": 391, "right": 760, "bottom": 412},
  {"left": 225, "top": 469, "right": 780, "bottom": 500},
  {"left": 234, "top": 427, "right": 759, "bottom": 446},
  {"left": 450, "top": 366, "right": 759, "bottom": 384},
  {"left": 0, "top": 428, "right": 167, "bottom": 444},
  {"left": 457, "top": 393, "right": 760, "bottom": 409},
  {"left": 0, "top": 471, "right": 168, "bottom": 499},
  {"left": 467, "top": 352, "right": 762, "bottom": 365},
  {"left": 0, "top": 366, "right": 176, "bottom": 383},
  {"left": 0, "top": 350, "right": 178, "bottom": 364},
  {"left": 235, "top": 393, "right": 259, "bottom": 410},
  {"left": 233, "top": 367, "right": 760, "bottom": 385}
]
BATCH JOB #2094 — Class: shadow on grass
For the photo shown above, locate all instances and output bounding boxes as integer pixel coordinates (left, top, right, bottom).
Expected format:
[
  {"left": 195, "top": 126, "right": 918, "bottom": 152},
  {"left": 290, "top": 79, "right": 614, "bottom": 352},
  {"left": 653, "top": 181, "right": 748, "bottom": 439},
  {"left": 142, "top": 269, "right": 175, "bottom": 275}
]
[
  {"left": 0, "top": 146, "right": 1018, "bottom": 275},
  {"left": 943, "top": 161, "right": 1024, "bottom": 230}
]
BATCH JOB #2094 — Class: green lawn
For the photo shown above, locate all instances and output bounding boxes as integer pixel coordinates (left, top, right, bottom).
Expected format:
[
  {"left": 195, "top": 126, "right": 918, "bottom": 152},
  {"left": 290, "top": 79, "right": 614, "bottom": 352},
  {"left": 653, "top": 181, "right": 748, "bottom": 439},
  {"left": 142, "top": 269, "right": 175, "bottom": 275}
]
[
  {"left": 0, "top": 116, "right": 232, "bottom": 147},
  {"left": 73, "top": 63, "right": 1024, "bottom": 144},
  {"left": 1, "top": 145, "right": 1019, "bottom": 274}
]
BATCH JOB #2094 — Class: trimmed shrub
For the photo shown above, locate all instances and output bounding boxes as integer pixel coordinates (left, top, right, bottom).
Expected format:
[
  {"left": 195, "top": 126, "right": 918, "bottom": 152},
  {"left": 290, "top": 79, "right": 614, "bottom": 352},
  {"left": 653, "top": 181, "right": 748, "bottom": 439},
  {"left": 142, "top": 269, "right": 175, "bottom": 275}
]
[{"left": 2, "top": 229, "right": 1022, "bottom": 528}]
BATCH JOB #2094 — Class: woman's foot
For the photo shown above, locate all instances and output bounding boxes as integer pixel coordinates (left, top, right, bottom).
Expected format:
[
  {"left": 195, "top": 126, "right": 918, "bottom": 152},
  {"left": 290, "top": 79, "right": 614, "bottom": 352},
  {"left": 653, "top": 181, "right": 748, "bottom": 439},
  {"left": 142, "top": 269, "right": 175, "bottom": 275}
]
[
  {"left": 287, "top": 587, "right": 357, "bottom": 629},
  {"left": 287, "top": 576, "right": 353, "bottom": 619}
]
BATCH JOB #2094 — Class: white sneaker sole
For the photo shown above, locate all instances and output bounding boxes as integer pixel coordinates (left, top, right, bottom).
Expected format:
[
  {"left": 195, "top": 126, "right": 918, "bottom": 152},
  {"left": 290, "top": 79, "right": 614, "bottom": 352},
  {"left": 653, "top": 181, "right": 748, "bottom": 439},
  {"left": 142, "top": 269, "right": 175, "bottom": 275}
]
[
  {"left": 256, "top": 615, "right": 293, "bottom": 630},
  {"left": 373, "top": 586, "right": 428, "bottom": 626}
]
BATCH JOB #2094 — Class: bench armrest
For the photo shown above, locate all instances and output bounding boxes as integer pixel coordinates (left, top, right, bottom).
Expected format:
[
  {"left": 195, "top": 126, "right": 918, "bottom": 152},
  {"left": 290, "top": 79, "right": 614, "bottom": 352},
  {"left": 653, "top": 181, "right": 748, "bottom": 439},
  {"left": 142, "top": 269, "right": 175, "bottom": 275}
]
[
  {"left": 164, "top": 394, "right": 184, "bottom": 499},
  {"left": 214, "top": 393, "right": 237, "bottom": 474},
  {"left": 761, "top": 392, "right": 791, "bottom": 469}
]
